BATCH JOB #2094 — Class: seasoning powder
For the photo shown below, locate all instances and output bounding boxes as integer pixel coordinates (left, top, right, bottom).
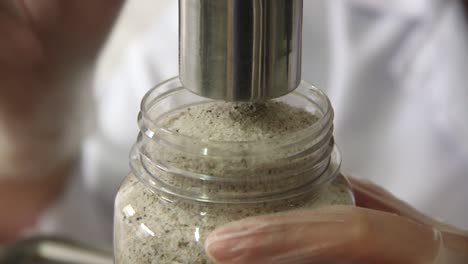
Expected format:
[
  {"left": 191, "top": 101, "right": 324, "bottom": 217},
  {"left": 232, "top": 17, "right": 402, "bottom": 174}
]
[{"left": 114, "top": 101, "right": 353, "bottom": 264}]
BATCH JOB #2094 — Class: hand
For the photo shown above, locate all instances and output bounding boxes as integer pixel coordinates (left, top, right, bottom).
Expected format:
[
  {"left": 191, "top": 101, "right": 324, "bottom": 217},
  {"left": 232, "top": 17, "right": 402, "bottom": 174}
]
[
  {"left": 205, "top": 176, "right": 468, "bottom": 264},
  {"left": 0, "top": 0, "right": 124, "bottom": 178},
  {"left": 0, "top": 0, "right": 124, "bottom": 241}
]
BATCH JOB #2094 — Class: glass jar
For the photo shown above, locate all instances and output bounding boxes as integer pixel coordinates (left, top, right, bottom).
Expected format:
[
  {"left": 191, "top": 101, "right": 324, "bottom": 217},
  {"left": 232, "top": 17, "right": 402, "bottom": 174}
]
[{"left": 114, "top": 77, "right": 354, "bottom": 264}]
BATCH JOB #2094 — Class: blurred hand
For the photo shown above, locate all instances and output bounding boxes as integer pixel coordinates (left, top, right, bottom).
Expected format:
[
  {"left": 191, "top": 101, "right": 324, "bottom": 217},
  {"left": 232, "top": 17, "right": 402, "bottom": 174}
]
[
  {"left": 0, "top": 0, "right": 123, "bottom": 70},
  {"left": 205, "top": 176, "right": 468, "bottom": 264},
  {"left": 0, "top": 0, "right": 124, "bottom": 171},
  {"left": 0, "top": 0, "right": 124, "bottom": 241}
]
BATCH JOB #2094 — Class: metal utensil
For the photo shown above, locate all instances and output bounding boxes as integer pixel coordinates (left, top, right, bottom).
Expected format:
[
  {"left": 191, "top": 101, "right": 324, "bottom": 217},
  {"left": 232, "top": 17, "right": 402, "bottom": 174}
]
[{"left": 179, "top": 0, "right": 304, "bottom": 101}]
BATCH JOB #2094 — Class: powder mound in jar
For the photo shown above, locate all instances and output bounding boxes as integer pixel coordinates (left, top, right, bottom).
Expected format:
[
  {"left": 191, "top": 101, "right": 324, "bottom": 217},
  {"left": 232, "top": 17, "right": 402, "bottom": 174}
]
[{"left": 162, "top": 101, "right": 319, "bottom": 141}]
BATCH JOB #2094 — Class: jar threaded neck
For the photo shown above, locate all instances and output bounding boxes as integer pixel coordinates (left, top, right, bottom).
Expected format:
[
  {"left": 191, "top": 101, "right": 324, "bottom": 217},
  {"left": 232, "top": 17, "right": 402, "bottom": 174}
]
[{"left": 131, "top": 77, "right": 340, "bottom": 203}]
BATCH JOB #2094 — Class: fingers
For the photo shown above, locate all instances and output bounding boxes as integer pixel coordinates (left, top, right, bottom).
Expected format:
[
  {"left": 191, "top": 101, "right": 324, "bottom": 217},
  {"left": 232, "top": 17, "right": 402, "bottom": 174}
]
[
  {"left": 312, "top": 177, "right": 468, "bottom": 261},
  {"left": 205, "top": 206, "right": 442, "bottom": 264},
  {"left": 349, "top": 176, "right": 435, "bottom": 225},
  {"left": 349, "top": 176, "right": 468, "bottom": 236}
]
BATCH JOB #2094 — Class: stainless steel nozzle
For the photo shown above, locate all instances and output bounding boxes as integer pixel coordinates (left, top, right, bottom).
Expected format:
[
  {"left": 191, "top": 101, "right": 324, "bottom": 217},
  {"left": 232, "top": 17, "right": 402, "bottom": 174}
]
[{"left": 179, "top": 0, "right": 303, "bottom": 101}]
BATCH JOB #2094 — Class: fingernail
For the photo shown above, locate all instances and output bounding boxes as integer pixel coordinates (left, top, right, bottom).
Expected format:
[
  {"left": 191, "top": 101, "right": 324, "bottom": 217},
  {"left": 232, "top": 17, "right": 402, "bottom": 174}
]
[
  {"left": 205, "top": 220, "right": 262, "bottom": 248},
  {"left": 205, "top": 211, "right": 349, "bottom": 263},
  {"left": 205, "top": 220, "right": 266, "bottom": 262},
  {"left": 206, "top": 235, "right": 260, "bottom": 263}
]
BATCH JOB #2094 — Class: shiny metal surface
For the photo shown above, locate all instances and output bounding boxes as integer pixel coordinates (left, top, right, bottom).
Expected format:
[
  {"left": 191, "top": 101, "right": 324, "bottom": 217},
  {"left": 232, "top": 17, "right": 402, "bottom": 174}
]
[
  {"left": 179, "top": 0, "right": 303, "bottom": 101},
  {"left": 0, "top": 237, "right": 112, "bottom": 264}
]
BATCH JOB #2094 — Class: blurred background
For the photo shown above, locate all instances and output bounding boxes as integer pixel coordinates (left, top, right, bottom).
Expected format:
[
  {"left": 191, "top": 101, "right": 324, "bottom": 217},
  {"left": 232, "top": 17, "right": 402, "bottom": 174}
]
[
  {"left": 95, "top": 0, "right": 468, "bottom": 230},
  {"left": 0, "top": 0, "right": 467, "bottom": 263}
]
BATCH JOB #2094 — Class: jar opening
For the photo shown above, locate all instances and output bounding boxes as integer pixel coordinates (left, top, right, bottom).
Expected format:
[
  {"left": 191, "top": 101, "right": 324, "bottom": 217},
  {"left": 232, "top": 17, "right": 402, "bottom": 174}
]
[
  {"left": 131, "top": 77, "right": 340, "bottom": 203},
  {"left": 138, "top": 77, "right": 334, "bottom": 154}
]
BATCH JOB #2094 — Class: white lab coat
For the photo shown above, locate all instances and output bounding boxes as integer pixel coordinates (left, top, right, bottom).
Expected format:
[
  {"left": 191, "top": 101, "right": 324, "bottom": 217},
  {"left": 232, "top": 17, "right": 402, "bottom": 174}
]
[{"left": 35, "top": 0, "right": 468, "bottom": 248}]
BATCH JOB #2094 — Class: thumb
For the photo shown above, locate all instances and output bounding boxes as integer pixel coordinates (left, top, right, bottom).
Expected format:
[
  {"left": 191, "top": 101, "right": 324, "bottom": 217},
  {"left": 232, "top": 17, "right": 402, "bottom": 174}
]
[{"left": 205, "top": 206, "right": 443, "bottom": 264}]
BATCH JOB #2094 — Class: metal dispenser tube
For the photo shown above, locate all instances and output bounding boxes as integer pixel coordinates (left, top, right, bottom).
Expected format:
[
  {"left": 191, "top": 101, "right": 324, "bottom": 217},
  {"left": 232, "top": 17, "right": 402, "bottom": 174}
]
[{"left": 179, "top": 0, "right": 303, "bottom": 101}]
